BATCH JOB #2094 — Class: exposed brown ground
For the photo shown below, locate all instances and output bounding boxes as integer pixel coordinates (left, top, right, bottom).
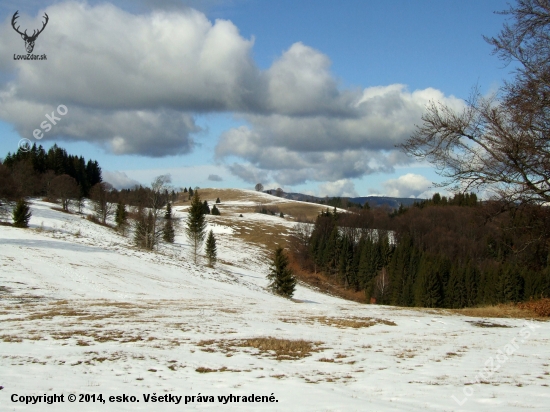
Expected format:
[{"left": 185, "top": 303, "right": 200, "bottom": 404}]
[
  {"left": 401, "top": 303, "right": 549, "bottom": 320},
  {"left": 287, "top": 254, "right": 367, "bottom": 303}
]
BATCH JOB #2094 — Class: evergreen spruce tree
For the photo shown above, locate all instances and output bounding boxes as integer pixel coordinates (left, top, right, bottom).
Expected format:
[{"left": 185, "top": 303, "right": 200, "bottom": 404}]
[
  {"left": 500, "top": 264, "right": 524, "bottom": 303},
  {"left": 464, "top": 263, "right": 478, "bottom": 307},
  {"left": 323, "top": 226, "right": 340, "bottom": 275},
  {"left": 12, "top": 199, "right": 31, "bottom": 228},
  {"left": 115, "top": 201, "right": 128, "bottom": 234},
  {"left": 421, "top": 258, "right": 443, "bottom": 308},
  {"left": 202, "top": 200, "right": 211, "bottom": 214},
  {"left": 133, "top": 208, "right": 146, "bottom": 248},
  {"left": 267, "top": 247, "right": 296, "bottom": 298},
  {"left": 211, "top": 204, "right": 221, "bottom": 215},
  {"left": 358, "top": 236, "right": 373, "bottom": 290},
  {"left": 186, "top": 192, "right": 206, "bottom": 264},
  {"left": 163, "top": 202, "right": 175, "bottom": 243},
  {"left": 216, "top": 197, "right": 221, "bottom": 204},
  {"left": 205, "top": 230, "right": 217, "bottom": 267},
  {"left": 446, "top": 265, "right": 466, "bottom": 308},
  {"left": 338, "top": 235, "right": 353, "bottom": 287}
]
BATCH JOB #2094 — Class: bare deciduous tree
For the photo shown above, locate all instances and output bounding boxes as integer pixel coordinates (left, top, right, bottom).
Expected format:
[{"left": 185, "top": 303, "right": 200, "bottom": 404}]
[
  {"left": 375, "top": 267, "right": 390, "bottom": 302},
  {"left": 50, "top": 174, "right": 79, "bottom": 212},
  {"left": 255, "top": 183, "right": 264, "bottom": 192},
  {"left": 90, "top": 182, "right": 115, "bottom": 223},
  {"left": 149, "top": 174, "right": 172, "bottom": 249},
  {"left": 400, "top": 0, "right": 550, "bottom": 205}
]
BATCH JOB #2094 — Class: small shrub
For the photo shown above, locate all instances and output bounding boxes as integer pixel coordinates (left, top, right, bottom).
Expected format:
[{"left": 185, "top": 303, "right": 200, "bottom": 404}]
[
  {"left": 517, "top": 298, "right": 550, "bottom": 317},
  {"left": 12, "top": 199, "right": 31, "bottom": 228}
]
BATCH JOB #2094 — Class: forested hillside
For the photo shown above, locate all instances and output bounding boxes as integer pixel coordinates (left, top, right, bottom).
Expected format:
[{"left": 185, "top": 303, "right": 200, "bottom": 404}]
[{"left": 291, "top": 196, "right": 550, "bottom": 308}]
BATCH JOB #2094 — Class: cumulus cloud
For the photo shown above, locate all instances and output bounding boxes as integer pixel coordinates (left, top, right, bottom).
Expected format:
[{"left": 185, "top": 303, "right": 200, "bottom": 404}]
[
  {"left": 0, "top": 2, "right": 257, "bottom": 156},
  {"left": 207, "top": 174, "right": 223, "bottom": 181},
  {"left": 216, "top": 85, "right": 463, "bottom": 185},
  {"left": 382, "top": 173, "right": 432, "bottom": 198},
  {"left": 0, "top": 94, "right": 200, "bottom": 156},
  {"left": 0, "top": 2, "right": 464, "bottom": 187},
  {"left": 102, "top": 170, "right": 141, "bottom": 189},
  {"left": 226, "top": 163, "right": 269, "bottom": 184},
  {"left": 318, "top": 179, "right": 358, "bottom": 197}
]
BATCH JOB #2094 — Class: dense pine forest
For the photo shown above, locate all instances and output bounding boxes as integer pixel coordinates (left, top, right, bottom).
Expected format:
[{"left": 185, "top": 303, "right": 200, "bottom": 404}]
[
  {"left": 0, "top": 144, "right": 180, "bottom": 209},
  {"left": 291, "top": 196, "right": 550, "bottom": 308},
  {"left": 1, "top": 144, "right": 102, "bottom": 198}
]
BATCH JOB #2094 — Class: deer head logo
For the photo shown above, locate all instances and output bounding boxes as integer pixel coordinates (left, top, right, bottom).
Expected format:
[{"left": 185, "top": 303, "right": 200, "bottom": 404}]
[{"left": 12, "top": 11, "right": 49, "bottom": 54}]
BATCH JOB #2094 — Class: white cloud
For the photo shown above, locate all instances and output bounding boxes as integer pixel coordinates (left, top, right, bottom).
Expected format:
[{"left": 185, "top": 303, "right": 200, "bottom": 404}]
[
  {"left": 381, "top": 173, "right": 432, "bottom": 198},
  {"left": 0, "top": 3, "right": 257, "bottom": 156},
  {"left": 216, "top": 85, "right": 463, "bottom": 185},
  {"left": 318, "top": 179, "right": 358, "bottom": 197},
  {"left": 0, "top": 3, "right": 464, "bottom": 188},
  {"left": 102, "top": 170, "right": 141, "bottom": 189}
]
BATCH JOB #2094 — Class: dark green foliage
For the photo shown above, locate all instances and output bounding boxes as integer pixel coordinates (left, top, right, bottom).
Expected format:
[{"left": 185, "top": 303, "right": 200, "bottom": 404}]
[
  {"left": 186, "top": 192, "right": 206, "bottom": 264},
  {"left": 499, "top": 264, "right": 524, "bottom": 303},
  {"left": 205, "top": 230, "right": 217, "bottom": 267},
  {"left": 115, "top": 201, "right": 128, "bottom": 233},
  {"left": 163, "top": 203, "right": 175, "bottom": 243},
  {"left": 267, "top": 247, "right": 296, "bottom": 298},
  {"left": 211, "top": 205, "right": 221, "bottom": 215},
  {"left": 216, "top": 197, "right": 221, "bottom": 204},
  {"left": 280, "top": 212, "right": 284, "bottom": 218},
  {"left": 202, "top": 200, "right": 210, "bottom": 215},
  {"left": 12, "top": 199, "right": 31, "bottom": 228},
  {"left": 3, "top": 144, "right": 101, "bottom": 197},
  {"left": 296, "top": 198, "right": 550, "bottom": 308}
]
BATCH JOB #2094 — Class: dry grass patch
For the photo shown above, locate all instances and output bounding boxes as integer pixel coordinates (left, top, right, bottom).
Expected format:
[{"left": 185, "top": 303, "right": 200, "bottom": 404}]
[
  {"left": 313, "top": 316, "right": 396, "bottom": 328},
  {"left": 467, "top": 320, "right": 512, "bottom": 328},
  {"left": 212, "top": 218, "right": 292, "bottom": 252},
  {"left": 451, "top": 303, "right": 541, "bottom": 319},
  {"left": 195, "top": 366, "right": 242, "bottom": 373},
  {"left": 1, "top": 335, "right": 23, "bottom": 343},
  {"left": 197, "top": 337, "right": 325, "bottom": 360},
  {"left": 217, "top": 308, "right": 240, "bottom": 314},
  {"left": 396, "top": 349, "right": 417, "bottom": 359},
  {"left": 26, "top": 307, "right": 91, "bottom": 320},
  {"left": 517, "top": 299, "right": 550, "bottom": 317}
]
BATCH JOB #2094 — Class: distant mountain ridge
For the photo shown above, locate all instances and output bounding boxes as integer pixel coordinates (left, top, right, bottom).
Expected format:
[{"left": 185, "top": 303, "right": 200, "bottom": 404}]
[{"left": 266, "top": 190, "right": 425, "bottom": 209}]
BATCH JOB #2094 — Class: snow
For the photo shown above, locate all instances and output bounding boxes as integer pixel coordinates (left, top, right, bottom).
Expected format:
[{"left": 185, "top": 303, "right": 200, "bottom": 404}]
[{"left": 1, "top": 199, "right": 549, "bottom": 411}]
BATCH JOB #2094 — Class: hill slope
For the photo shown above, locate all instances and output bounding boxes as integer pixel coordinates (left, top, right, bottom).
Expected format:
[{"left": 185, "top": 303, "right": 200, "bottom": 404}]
[{"left": 1, "top": 196, "right": 549, "bottom": 411}]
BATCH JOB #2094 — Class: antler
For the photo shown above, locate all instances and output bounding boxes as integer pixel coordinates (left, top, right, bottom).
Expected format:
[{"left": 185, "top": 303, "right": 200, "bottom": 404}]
[
  {"left": 33, "top": 13, "right": 50, "bottom": 37},
  {"left": 11, "top": 11, "right": 25, "bottom": 36},
  {"left": 29, "top": 13, "right": 49, "bottom": 40},
  {"left": 11, "top": 11, "right": 49, "bottom": 40}
]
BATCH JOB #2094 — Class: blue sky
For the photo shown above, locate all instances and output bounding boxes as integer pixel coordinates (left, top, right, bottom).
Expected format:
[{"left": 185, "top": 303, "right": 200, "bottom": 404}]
[{"left": 0, "top": 0, "right": 513, "bottom": 197}]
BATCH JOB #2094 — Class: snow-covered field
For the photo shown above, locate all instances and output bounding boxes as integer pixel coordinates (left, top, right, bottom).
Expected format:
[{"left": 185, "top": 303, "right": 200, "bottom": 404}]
[{"left": 1, "top": 200, "right": 549, "bottom": 411}]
